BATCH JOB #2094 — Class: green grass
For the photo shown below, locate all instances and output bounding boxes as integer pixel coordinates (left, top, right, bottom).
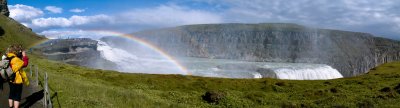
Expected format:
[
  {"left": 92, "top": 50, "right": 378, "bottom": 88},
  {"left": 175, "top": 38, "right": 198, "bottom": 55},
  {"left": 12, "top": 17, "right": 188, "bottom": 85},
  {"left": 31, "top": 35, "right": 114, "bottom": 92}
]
[
  {"left": 0, "top": 15, "right": 46, "bottom": 50},
  {"left": 27, "top": 54, "right": 400, "bottom": 108}
]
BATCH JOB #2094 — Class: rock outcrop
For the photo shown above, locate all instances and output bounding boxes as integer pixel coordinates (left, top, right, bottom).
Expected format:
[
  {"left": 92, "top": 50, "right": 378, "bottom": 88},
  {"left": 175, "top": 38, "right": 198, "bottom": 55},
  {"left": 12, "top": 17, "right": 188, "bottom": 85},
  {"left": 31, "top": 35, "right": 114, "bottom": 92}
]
[
  {"left": 37, "top": 38, "right": 118, "bottom": 70},
  {"left": 0, "top": 0, "right": 9, "bottom": 17},
  {"left": 39, "top": 38, "right": 98, "bottom": 53},
  {"left": 132, "top": 23, "right": 400, "bottom": 77}
]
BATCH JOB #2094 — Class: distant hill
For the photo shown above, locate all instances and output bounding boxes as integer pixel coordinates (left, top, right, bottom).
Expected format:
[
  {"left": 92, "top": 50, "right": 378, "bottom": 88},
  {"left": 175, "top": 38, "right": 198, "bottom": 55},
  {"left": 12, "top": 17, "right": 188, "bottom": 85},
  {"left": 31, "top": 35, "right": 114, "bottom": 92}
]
[
  {"left": 132, "top": 23, "right": 400, "bottom": 77},
  {"left": 0, "top": 14, "right": 46, "bottom": 50}
]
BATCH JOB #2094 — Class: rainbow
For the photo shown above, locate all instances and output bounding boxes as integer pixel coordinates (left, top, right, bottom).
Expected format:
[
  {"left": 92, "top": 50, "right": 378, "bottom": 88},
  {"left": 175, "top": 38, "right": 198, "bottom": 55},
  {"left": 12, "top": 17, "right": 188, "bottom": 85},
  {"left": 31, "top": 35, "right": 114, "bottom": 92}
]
[
  {"left": 33, "top": 30, "right": 191, "bottom": 75},
  {"left": 29, "top": 38, "right": 49, "bottom": 48}
]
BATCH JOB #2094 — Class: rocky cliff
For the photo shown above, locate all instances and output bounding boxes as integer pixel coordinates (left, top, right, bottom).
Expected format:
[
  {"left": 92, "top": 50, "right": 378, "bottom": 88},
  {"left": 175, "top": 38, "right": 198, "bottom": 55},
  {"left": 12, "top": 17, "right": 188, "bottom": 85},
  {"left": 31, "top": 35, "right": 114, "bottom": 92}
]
[
  {"left": 40, "top": 38, "right": 98, "bottom": 53},
  {"left": 37, "top": 38, "right": 118, "bottom": 70},
  {"left": 132, "top": 23, "right": 400, "bottom": 77},
  {"left": 0, "top": 0, "right": 9, "bottom": 17}
]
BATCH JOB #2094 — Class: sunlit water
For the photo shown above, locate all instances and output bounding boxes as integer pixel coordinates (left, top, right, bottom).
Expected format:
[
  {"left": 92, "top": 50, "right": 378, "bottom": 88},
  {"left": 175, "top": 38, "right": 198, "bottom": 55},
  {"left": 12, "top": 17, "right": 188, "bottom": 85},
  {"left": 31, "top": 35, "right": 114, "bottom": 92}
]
[{"left": 178, "top": 57, "right": 343, "bottom": 80}]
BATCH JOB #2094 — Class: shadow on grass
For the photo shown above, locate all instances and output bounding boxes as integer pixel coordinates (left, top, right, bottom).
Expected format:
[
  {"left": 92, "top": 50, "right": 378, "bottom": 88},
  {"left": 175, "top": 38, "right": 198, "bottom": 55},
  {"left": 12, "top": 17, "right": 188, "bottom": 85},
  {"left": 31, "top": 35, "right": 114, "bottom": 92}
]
[
  {"left": 20, "top": 90, "right": 44, "bottom": 108},
  {"left": 0, "top": 26, "right": 4, "bottom": 36},
  {"left": 51, "top": 92, "right": 61, "bottom": 108},
  {"left": 33, "top": 79, "right": 62, "bottom": 107}
]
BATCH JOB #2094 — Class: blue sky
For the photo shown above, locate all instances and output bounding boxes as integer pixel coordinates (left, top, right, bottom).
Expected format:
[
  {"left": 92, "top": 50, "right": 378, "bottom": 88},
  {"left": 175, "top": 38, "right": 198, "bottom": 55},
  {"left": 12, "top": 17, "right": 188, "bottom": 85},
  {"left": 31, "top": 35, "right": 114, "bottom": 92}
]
[
  {"left": 7, "top": 0, "right": 400, "bottom": 40},
  {"left": 9, "top": 0, "right": 171, "bottom": 16}
]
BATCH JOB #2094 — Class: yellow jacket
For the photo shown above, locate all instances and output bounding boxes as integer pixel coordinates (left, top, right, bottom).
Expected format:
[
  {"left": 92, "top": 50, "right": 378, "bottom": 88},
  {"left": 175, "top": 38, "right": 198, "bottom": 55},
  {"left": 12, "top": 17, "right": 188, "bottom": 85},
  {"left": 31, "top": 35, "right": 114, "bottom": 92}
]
[{"left": 7, "top": 53, "right": 29, "bottom": 86}]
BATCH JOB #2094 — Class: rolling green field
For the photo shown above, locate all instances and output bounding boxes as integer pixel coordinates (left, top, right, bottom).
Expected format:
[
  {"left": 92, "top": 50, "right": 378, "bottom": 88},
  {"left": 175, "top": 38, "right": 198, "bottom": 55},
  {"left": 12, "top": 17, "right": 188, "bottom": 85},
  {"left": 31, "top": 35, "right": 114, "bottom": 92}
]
[{"left": 28, "top": 54, "right": 400, "bottom": 108}]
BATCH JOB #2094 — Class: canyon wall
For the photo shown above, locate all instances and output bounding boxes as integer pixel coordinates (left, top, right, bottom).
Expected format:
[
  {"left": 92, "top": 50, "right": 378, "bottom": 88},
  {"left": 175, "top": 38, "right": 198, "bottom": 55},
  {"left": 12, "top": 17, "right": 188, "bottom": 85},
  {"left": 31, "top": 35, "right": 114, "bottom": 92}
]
[{"left": 132, "top": 23, "right": 400, "bottom": 77}]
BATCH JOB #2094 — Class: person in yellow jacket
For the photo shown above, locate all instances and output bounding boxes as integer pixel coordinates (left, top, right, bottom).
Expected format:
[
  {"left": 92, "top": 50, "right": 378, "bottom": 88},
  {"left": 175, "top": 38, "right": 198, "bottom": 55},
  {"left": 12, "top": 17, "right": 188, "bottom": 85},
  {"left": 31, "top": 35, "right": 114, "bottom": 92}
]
[{"left": 7, "top": 46, "right": 29, "bottom": 108}]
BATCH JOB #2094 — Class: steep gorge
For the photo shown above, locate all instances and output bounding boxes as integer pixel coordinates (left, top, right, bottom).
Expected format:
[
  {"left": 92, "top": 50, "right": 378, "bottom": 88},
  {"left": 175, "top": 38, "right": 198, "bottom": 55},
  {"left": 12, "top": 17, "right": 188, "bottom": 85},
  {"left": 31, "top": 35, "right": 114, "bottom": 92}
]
[{"left": 133, "top": 23, "right": 400, "bottom": 77}]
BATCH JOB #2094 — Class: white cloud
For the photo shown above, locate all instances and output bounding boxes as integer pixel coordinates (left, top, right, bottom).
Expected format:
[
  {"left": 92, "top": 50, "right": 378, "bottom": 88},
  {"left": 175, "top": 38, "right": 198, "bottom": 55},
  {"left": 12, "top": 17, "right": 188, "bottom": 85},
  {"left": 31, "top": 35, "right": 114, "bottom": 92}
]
[
  {"left": 45, "top": 6, "right": 63, "bottom": 13},
  {"left": 32, "top": 17, "right": 71, "bottom": 27},
  {"left": 200, "top": 0, "right": 400, "bottom": 26},
  {"left": 30, "top": 4, "right": 222, "bottom": 32},
  {"left": 119, "top": 4, "right": 222, "bottom": 26},
  {"left": 70, "top": 8, "right": 85, "bottom": 13},
  {"left": 31, "top": 14, "right": 113, "bottom": 27},
  {"left": 39, "top": 29, "right": 115, "bottom": 39},
  {"left": 11, "top": 1, "right": 400, "bottom": 40},
  {"left": 196, "top": 0, "right": 400, "bottom": 39},
  {"left": 20, "top": 23, "right": 30, "bottom": 27},
  {"left": 8, "top": 4, "right": 44, "bottom": 22}
]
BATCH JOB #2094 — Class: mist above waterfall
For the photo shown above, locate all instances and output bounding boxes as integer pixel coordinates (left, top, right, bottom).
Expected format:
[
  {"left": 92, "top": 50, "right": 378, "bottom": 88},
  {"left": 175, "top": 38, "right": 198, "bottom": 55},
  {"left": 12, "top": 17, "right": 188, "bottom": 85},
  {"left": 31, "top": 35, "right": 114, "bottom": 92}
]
[
  {"left": 258, "top": 63, "right": 343, "bottom": 80},
  {"left": 97, "top": 37, "right": 186, "bottom": 75},
  {"left": 95, "top": 36, "right": 344, "bottom": 80},
  {"left": 36, "top": 36, "right": 345, "bottom": 80}
]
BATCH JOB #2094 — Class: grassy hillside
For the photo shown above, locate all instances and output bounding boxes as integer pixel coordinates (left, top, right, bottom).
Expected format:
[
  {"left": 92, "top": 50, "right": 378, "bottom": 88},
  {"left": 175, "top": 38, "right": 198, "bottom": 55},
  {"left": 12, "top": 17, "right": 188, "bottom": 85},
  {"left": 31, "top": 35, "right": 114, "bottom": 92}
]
[
  {"left": 0, "top": 15, "right": 46, "bottom": 50},
  {"left": 28, "top": 54, "right": 400, "bottom": 108}
]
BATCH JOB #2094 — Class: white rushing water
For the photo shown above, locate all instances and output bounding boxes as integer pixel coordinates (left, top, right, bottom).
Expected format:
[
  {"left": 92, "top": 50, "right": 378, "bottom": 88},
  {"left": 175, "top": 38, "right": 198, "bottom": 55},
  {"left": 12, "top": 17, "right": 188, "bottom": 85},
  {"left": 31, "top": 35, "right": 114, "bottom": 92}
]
[
  {"left": 262, "top": 63, "right": 343, "bottom": 80},
  {"left": 178, "top": 58, "right": 343, "bottom": 80},
  {"left": 96, "top": 40, "right": 186, "bottom": 75}
]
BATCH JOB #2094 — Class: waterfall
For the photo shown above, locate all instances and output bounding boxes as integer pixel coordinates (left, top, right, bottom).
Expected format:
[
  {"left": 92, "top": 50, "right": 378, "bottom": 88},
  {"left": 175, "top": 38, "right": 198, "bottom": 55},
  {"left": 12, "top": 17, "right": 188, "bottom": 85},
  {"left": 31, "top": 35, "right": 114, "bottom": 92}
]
[
  {"left": 96, "top": 40, "right": 185, "bottom": 75},
  {"left": 260, "top": 64, "right": 343, "bottom": 80}
]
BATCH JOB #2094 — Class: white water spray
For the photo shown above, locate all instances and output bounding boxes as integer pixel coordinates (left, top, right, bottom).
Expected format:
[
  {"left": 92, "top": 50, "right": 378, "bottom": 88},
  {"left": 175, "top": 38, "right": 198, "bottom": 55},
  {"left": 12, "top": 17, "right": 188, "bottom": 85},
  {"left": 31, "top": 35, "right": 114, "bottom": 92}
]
[
  {"left": 258, "top": 63, "right": 343, "bottom": 80},
  {"left": 96, "top": 40, "right": 186, "bottom": 75},
  {"left": 179, "top": 58, "right": 343, "bottom": 80},
  {"left": 96, "top": 37, "right": 342, "bottom": 80}
]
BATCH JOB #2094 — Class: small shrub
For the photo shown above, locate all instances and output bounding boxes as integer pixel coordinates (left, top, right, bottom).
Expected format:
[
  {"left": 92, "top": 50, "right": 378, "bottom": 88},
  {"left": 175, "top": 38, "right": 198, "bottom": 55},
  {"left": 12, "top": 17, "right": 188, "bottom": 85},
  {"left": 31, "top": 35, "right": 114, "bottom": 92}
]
[
  {"left": 385, "top": 92, "right": 397, "bottom": 98},
  {"left": 245, "top": 91, "right": 266, "bottom": 104},
  {"left": 202, "top": 90, "right": 226, "bottom": 104},
  {"left": 273, "top": 85, "right": 285, "bottom": 92},
  {"left": 387, "top": 66, "right": 395, "bottom": 68},
  {"left": 275, "top": 81, "right": 286, "bottom": 86},
  {"left": 314, "top": 90, "right": 324, "bottom": 96},
  {"left": 323, "top": 81, "right": 332, "bottom": 85},
  {"left": 389, "top": 75, "right": 400, "bottom": 78},
  {"left": 380, "top": 87, "right": 392, "bottom": 93},
  {"left": 0, "top": 26, "right": 4, "bottom": 36},
  {"left": 357, "top": 99, "right": 374, "bottom": 108},
  {"left": 395, "top": 83, "right": 400, "bottom": 94},
  {"left": 281, "top": 102, "right": 297, "bottom": 108},
  {"left": 330, "top": 88, "right": 338, "bottom": 93},
  {"left": 331, "top": 104, "right": 348, "bottom": 108},
  {"left": 374, "top": 95, "right": 386, "bottom": 99},
  {"left": 281, "top": 102, "right": 314, "bottom": 108}
]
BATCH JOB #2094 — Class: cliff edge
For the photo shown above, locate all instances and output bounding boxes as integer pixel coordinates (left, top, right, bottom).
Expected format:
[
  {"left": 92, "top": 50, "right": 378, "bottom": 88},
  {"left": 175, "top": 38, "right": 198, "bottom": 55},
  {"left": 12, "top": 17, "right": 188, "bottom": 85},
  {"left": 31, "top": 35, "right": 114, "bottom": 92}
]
[{"left": 133, "top": 23, "right": 400, "bottom": 77}]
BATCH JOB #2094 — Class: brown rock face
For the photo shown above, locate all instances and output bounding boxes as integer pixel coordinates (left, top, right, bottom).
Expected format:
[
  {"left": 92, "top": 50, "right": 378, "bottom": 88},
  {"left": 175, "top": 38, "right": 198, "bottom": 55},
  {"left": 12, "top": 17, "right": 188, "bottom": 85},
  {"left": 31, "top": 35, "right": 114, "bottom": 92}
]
[{"left": 0, "top": 0, "right": 9, "bottom": 17}]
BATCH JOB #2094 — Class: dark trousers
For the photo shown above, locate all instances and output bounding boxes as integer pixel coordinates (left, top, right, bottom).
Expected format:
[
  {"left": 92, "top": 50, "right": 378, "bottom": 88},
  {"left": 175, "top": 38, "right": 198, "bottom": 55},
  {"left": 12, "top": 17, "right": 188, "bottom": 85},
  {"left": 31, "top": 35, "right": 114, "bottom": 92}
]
[
  {"left": 9, "top": 82, "right": 23, "bottom": 101},
  {"left": 0, "top": 76, "right": 3, "bottom": 90}
]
